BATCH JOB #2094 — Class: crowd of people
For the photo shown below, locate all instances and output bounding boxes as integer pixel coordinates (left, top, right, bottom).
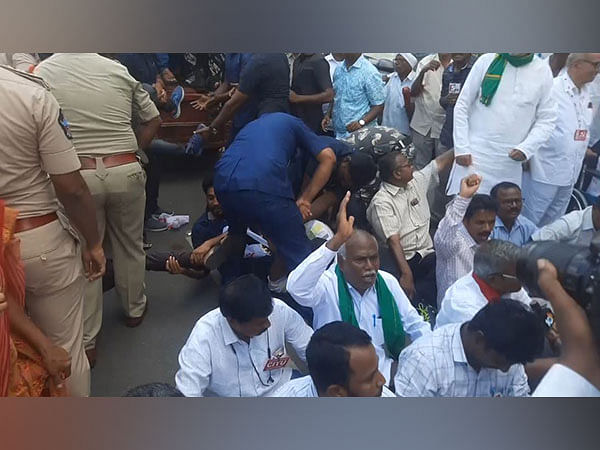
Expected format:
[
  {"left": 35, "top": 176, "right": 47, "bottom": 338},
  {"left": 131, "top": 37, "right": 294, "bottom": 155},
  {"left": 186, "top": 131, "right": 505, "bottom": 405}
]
[{"left": 1, "top": 51, "right": 600, "bottom": 398}]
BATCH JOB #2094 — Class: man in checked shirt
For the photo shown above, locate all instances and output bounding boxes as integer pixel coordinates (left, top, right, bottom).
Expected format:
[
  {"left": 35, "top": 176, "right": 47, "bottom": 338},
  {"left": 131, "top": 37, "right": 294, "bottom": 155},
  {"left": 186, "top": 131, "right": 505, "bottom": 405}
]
[{"left": 434, "top": 174, "right": 497, "bottom": 306}]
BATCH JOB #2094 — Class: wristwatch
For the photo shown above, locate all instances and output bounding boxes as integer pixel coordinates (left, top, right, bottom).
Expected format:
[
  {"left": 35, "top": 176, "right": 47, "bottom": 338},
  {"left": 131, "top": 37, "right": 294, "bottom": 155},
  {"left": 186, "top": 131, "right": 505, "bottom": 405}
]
[{"left": 358, "top": 119, "right": 366, "bottom": 127}]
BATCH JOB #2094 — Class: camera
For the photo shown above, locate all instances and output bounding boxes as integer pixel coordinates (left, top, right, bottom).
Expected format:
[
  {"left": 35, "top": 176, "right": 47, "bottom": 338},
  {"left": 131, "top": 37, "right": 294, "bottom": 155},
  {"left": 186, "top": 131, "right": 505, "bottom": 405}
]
[{"left": 516, "top": 233, "right": 600, "bottom": 335}]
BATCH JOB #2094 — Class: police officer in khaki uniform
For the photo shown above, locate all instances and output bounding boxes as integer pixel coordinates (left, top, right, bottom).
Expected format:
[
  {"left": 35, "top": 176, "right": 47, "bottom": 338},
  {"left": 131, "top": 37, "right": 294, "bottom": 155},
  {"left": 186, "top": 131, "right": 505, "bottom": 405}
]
[
  {"left": 35, "top": 54, "right": 161, "bottom": 366},
  {"left": 0, "top": 65, "right": 105, "bottom": 396}
]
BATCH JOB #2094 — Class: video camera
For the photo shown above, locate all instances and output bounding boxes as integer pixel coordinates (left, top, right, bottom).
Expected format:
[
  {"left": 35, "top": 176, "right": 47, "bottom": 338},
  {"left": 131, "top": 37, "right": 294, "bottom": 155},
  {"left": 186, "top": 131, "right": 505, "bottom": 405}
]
[{"left": 517, "top": 233, "right": 600, "bottom": 335}]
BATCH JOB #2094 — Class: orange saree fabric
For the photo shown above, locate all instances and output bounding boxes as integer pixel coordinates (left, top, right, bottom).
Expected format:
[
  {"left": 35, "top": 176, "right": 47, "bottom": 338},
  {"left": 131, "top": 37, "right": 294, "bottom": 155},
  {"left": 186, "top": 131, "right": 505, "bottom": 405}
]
[{"left": 0, "top": 200, "right": 65, "bottom": 397}]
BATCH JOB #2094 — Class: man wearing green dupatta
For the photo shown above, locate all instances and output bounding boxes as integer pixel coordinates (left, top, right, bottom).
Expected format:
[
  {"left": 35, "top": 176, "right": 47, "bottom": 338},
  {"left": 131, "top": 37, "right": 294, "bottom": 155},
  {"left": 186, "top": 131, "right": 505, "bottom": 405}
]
[
  {"left": 447, "top": 53, "right": 556, "bottom": 196},
  {"left": 287, "top": 192, "right": 432, "bottom": 385}
]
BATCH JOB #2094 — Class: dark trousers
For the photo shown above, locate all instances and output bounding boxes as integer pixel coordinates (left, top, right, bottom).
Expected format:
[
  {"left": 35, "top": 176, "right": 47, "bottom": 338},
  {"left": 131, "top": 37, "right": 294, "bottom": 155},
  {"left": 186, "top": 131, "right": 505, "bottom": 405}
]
[
  {"left": 380, "top": 249, "right": 437, "bottom": 310},
  {"left": 144, "top": 139, "right": 185, "bottom": 219},
  {"left": 216, "top": 190, "right": 312, "bottom": 272},
  {"left": 146, "top": 250, "right": 271, "bottom": 284}
]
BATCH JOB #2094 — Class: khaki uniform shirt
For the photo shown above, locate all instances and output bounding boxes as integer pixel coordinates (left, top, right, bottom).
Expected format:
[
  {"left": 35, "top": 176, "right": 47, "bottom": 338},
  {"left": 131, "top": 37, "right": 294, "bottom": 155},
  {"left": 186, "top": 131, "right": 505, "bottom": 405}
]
[
  {"left": 0, "top": 66, "right": 81, "bottom": 219},
  {"left": 34, "top": 53, "right": 159, "bottom": 157},
  {"left": 367, "top": 161, "right": 438, "bottom": 260}
]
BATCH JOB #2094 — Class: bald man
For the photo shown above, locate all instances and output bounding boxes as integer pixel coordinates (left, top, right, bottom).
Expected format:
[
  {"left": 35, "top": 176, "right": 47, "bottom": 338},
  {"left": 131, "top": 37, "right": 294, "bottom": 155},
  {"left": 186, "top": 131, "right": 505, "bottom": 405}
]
[{"left": 287, "top": 193, "right": 432, "bottom": 385}]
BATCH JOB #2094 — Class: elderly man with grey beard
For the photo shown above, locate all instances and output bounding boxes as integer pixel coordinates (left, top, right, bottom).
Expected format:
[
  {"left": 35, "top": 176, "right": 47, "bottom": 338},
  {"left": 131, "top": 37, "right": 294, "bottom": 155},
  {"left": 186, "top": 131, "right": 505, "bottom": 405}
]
[
  {"left": 286, "top": 192, "right": 431, "bottom": 386},
  {"left": 435, "top": 239, "right": 532, "bottom": 328}
]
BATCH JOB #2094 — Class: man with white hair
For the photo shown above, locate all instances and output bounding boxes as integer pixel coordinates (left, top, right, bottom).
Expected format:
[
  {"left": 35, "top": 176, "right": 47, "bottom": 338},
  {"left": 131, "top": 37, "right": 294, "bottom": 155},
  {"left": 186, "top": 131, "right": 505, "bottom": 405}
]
[
  {"left": 523, "top": 53, "right": 600, "bottom": 226},
  {"left": 286, "top": 192, "right": 431, "bottom": 385},
  {"left": 447, "top": 53, "right": 556, "bottom": 195},
  {"left": 382, "top": 53, "right": 418, "bottom": 136},
  {"left": 435, "top": 239, "right": 532, "bottom": 328}
]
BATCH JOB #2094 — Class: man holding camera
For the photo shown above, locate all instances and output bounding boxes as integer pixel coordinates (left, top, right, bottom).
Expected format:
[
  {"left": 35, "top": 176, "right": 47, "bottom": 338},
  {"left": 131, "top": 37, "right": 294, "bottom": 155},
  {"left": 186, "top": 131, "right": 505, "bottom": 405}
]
[{"left": 532, "top": 260, "right": 600, "bottom": 396}]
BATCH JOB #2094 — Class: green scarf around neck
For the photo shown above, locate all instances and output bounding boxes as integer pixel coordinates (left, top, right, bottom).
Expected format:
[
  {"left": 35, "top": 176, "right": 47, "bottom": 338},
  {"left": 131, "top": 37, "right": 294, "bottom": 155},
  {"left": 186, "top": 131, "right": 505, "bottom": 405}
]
[
  {"left": 480, "top": 53, "right": 534, "bottom": 106},
  {"left": 335, "top": 265, "right": 405, "bottom": 360}
]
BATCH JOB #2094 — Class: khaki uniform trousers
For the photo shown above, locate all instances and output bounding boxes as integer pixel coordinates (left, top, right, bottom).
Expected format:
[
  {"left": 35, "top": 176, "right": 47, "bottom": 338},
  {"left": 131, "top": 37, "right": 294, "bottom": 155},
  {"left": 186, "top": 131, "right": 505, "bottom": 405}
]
[
  {"left": 17, "top": 218, "right": 91, "bottom": 397},
  {"left": 81, "top": 159, "right": 147, "bottom": 350}
]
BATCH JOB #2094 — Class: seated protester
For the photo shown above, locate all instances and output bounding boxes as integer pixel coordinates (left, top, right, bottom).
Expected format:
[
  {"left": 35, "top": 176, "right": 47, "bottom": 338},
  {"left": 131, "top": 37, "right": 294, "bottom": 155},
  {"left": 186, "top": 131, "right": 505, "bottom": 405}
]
[
  {"left": 271, "top": 321, "right": 395, "bottom": 397},
  {"left": 146, "top": 176, "right": 271, "bottom": 283},
  {"left": 434, "top": 174, "right": 496, "bottom": 306},
  {"left": 490, "top": 182, "right": 538, "bottom": 246},
  {"left": 367, "top": 148, "right": 455, "bottom": 309},
  {"left": 175, "top": 275, "right": 313, "bottom": 397},
  {"left": 394, "top": 299, "right": 545, "bottom": 397},
  {"left": 531, "top": 198, "right": 600, "bottom": 247},
  {"left": 435, "top": 240, "right": 532, "bottom": 328},
  {"left": 342, "top": 126, "right": 412, "bottom": 230},
  {"left": 286, "top": 193, "right": 432, "bottom": 385},
  {"left": 212, "top": 112, "right": 337, "bottom": 291}
]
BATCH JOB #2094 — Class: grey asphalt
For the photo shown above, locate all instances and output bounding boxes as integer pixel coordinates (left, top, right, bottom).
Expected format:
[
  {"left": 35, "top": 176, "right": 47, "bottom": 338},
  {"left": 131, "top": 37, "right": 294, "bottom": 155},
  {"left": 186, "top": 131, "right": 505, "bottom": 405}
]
[{"left": 91, "top": 153, "right": 220, "bottom": 397}]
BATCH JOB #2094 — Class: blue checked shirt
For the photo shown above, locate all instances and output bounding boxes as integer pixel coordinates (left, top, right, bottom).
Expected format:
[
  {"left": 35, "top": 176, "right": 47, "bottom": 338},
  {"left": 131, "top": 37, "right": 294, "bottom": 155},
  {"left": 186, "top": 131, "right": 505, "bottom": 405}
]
[
  {"left": 490, "top": 215, "right": 538, "bottom": 247},
  {"left": 331, "top": 56, "right": 385, "bottom": 138}
]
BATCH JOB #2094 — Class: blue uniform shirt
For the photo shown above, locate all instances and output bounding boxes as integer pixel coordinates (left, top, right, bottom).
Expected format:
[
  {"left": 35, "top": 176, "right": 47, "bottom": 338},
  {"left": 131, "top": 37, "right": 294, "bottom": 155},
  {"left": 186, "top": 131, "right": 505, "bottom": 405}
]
[{"left": 214, "top": 113, "right": 330, "bottom": 199}]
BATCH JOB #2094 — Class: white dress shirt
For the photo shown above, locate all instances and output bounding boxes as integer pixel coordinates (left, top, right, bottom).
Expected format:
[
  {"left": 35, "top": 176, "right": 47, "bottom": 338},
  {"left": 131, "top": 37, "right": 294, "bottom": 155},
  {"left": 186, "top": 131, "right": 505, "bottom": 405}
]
[
  {"left": 271, "top": 375, "right": 396, "bottom": 397},
  {"left": 175, "top": 299, "right": 313, "bottom": 397},
  {"left": 394, "top": 323, "right": 530, "bottom": 397},
  {"left": 529, "top": 72, "right": 592, "bottom": 187},
  {"left": 433, "top": 196, "right": 479, "bottom": 305},
  {"left": 286, "top": 243, "right": 432, "bottom": 384},
  {"left": 410, "top": 53, "right": 447, "bottom": 139},
  {"left": 532, "top": 364, "right": 600, "bottom": 397},
  {"left": 448, "top": 53, "right": 556, "bottom": 194},
  {"left": 435, "top": 272, "right": 532, "bottom": 329},
  {"left": 531, "top": 206, "right": 596, "bottom": 247},
  {"left": 382, "top": 72, "right": 414, "bottom": 136}
]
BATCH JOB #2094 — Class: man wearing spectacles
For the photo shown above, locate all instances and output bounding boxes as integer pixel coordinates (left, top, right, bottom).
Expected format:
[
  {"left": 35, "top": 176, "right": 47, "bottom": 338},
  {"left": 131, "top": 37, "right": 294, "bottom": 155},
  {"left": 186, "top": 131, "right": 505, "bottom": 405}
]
[
  {"left": 490, "top": 182, "right": 538, "bottom": 246},
  {"left": 436, "top": 239, "right": 532, "bottom": 328},
  {"left": 523, "top": 53, "right": 600, "bottom": 227}
]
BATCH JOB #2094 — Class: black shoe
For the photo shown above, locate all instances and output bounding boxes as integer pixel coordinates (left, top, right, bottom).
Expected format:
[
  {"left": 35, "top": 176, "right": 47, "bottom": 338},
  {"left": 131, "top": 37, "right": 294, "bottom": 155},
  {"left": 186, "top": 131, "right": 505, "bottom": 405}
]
[
  {"left": 151, "top": 207, "right": 174, "bottom": 220},
  {"left": 145, "top": 217, "right": 168, "bottom": 232}
]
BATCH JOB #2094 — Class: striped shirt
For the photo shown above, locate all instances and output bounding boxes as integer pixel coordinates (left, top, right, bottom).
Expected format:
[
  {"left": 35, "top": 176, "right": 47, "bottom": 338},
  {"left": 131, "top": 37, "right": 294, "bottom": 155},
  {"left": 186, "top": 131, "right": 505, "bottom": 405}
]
[
  {"left": 433, "top": 196, "right": 478, "bottom": 305},
  {"left": 394, "top": 323, "right": 530, "bottom": 397}
]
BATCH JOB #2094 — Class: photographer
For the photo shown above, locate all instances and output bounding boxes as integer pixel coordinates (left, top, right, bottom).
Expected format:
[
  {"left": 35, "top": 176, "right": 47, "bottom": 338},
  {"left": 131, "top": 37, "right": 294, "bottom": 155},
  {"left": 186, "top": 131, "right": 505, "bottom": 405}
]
[{"left": 532, "top": 259, "right": 600, "bottom": 396}]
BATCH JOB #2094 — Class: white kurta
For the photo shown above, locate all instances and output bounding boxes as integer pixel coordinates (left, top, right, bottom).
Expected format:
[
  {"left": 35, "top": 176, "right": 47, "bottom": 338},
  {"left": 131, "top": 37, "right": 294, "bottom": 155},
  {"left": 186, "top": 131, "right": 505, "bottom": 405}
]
[
  {"left": 529, "top": 72, "right": 592, "bottom": 187},
  {"left": 447, "top": 53, "right": 556, "bottom": 195}
]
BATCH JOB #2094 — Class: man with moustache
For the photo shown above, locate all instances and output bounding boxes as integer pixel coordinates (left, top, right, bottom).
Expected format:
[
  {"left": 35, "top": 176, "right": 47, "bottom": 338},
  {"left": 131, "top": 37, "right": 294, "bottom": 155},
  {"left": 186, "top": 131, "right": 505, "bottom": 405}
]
[
  {"left": 434, "top": 174, "right": 497, "bottom": 305},
  {"left": 287, "top": 192, "right": 431, "bottom": 385},
  {"left": 272, "top": 321, "right": 395, "bottom": 397},
  {"left": 490, "top": 182, "right": 537, "bottom": 246}
]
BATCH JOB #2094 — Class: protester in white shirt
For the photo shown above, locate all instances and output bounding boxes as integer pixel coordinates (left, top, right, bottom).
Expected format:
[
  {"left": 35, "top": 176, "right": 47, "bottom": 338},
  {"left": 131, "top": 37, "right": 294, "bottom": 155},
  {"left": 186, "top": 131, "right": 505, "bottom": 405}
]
[
  {"left": 382, "top": 53, "right": 417, "bottom": 136},
  {"left": 272, "top": 321, "right": 395, "bottom": 397},
  {"left": 447, "top": 53, "right": 556, "bottom": 195},
  {"left": 531, "top": 260, "right": 600, "bottom": 396},
  {"left": 436, "top": 240, "right": 532, "bottom": 328},
  {"left": 395, "top": 299, "right": 545, "bottom": 397},
  {"left": 175, "top": 274, "right": 313, "bottom": 397},
  {"left": 410, "top": 53, "right": 452, "bottom": 169},
  {"left": 367, "top": 148, "right": 454, "bottom": 308},
  {"left": 434, "top": 174, "right": 496, "bottom": 305},
  {"left": 286, "top": 193, "right": 432, "bottom": 384},
  {"left": 531, "top": 202, "right": 600, "bottom": 247},
  {"left": 523, "top": 53, "right": 600, "bottom": 227}
]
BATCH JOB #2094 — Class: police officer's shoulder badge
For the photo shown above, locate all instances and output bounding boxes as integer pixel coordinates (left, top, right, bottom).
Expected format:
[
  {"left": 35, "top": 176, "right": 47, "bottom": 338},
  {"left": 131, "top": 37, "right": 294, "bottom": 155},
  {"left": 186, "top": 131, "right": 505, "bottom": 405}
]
[{"left": 58, "top": 109, "right": 73, "bottom": 140}]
